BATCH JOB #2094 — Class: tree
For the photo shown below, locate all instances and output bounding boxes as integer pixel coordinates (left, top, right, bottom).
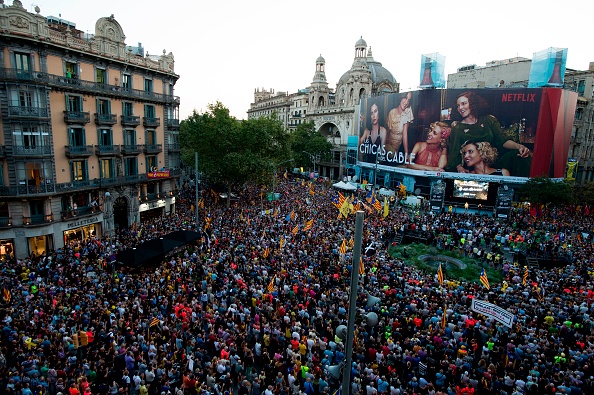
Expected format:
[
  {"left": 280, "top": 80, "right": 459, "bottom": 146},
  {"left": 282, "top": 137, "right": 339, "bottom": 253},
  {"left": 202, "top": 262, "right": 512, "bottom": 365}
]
[
  {"left": 290, "top": 121, "right": 333, "bottom": 171},
  {"left": 517, "top": 176, "right": 574, "bottom": 207},
  {"left": 573, "top": 181, "right": 594, "bottom": 207},
  {"left": 180, "top": 103, "right": 292, "bottom": 206}
]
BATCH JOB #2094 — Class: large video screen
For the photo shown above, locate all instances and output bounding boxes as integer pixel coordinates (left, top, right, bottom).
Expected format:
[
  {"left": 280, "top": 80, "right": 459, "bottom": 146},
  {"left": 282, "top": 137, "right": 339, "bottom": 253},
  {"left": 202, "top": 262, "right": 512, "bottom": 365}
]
[
  {"left": 453, "top": 180, "right": 489, "bottom": 200},
  {"left": 357, "top": 88, "right": 577, "bottom": 179}
]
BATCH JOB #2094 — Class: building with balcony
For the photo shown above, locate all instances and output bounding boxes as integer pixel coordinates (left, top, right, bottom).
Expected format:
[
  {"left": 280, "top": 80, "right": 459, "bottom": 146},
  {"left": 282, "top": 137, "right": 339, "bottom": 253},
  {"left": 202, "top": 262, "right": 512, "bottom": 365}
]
[
  {"left": 0, "top": 1, "right": 181, "bottom": 259},
  {"left": 247, "top": 38, "right": 399, "bottom": 181}
]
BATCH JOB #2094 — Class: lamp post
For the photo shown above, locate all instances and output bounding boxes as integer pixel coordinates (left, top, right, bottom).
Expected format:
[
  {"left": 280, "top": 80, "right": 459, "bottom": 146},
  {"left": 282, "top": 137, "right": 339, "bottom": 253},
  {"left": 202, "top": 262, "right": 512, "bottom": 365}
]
[{"left": 302, "top": 151, "right": 318, "bottom": 174}]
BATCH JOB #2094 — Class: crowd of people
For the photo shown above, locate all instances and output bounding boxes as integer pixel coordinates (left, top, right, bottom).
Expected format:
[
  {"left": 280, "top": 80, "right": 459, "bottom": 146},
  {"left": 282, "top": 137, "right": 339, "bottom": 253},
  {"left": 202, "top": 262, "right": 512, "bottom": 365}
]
[{"left": 1, "top": 178, "right": 594, "bottom": 395}]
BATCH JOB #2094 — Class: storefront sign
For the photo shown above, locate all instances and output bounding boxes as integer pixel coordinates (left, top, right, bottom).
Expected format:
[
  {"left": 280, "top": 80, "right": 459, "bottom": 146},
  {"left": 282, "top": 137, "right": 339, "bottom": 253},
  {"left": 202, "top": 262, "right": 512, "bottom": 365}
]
[
  {"left": 147, "top": 170, "right": 170, "bottom": 179},
  {"left": 67, "top": 217, "right": 98, "bottom": 229}
]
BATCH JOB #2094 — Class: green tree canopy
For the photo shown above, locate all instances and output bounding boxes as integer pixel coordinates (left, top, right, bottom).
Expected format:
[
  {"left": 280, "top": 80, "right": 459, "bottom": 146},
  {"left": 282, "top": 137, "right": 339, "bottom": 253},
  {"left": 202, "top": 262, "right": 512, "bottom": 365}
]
[
  {"left": 517, "top": 176, "right": 574, "bottom": 206},
  {"left": 180, "top": 103, "right": 292, "bottom": 204},
  {"left": 290, "top": 121, "right": 333, "bottom": 170}
]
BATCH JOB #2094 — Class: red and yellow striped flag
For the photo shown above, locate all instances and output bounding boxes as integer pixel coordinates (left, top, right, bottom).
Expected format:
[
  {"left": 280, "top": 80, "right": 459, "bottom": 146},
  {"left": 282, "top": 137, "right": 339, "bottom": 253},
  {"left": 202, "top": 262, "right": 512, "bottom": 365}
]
[
  {"left": 441, "top": 306, "right": 447, "bottom": 329},
  {"left": 279, "top": 237, "right": 285, "bottom": 249},
  {"left": 480, "top": 269, "right": 490, "bottom": 290},
  {"left": 349, "top": 237, "right": 354, "bottom": 248},
  {"left": 290, "top": 210, "right": 296, "bottom": 221},
  {"left": 437, "top": 263, "right": 444, "bottom": 286},
  {"left": 304, "top": 219, "right": 314, "bottom": 231},
  {"left": 339, "top": 239, "right": 347, "bottom": 254},
  {"left": 292, "top": 225, "right": 299, "bottom": 235},
  {"left": 263, "top": 247, "right": 270, "bottom": 258},
  {"left": 267, "top": 276, "right": 275, "bottom": 293},
  {"left": 359, "top": 256, "right": 365, "bottom": 275}
]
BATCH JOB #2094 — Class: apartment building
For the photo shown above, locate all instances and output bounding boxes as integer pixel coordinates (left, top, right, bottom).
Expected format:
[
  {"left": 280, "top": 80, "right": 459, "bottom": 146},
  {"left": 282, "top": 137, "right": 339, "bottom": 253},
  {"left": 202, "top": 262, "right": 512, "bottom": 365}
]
[{"left": 0, "top": 1, "right": 181, "bottom": 259}]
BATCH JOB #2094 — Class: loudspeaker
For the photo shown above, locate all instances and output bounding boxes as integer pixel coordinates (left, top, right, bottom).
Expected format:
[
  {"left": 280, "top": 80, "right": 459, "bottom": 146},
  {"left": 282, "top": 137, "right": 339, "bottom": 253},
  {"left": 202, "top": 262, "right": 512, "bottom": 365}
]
[
  {"left": 366, "top": 312, "right": 379, "bottom": 327},
  {"left": 335, "top": 325, "right": 347, "bottom": 340},
  {"left": 327, "top": 364, "right": 342, "bottom": 380},
  {"left": 366, "top": 293, "right": 381, "bottom": 308}
]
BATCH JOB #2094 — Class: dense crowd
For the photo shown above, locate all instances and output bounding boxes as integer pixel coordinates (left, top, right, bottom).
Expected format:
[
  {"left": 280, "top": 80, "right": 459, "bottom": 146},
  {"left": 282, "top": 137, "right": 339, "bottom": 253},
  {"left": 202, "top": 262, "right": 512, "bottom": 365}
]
[{"left": 1, "top": 179, "right": 594, "bottom": 395}]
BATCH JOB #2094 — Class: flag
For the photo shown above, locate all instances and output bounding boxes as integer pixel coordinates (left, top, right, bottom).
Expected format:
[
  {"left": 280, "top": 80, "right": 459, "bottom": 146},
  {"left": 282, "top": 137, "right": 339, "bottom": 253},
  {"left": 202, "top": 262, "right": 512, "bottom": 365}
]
[
  {"left": 441, "top": 306, "right": 447, "bottom": 329},
  {"left": 263, "top": 247, "right": 270, "bottom": 258},
  {"left": 373, "top": 195, "right": 382, "bottom": 211},
  {"left": 522, "top": 266, "right": 529, "bottom": 286},
  {"left": 537, "top": 286, "right": 545, "bottom": 302},
  {"left": 383, "top": 197, "right": 389, "bottom": 218},
  {"left": 339, "top": 196, "right": 352, "bottom": 218},
  {"left": 198, "top": 198, "right": 204, "bottom": 209},
  {"left": 267, "top": 276, "right": 275, "bottom": 293},
  {"left": 359, "top": 256, "right": 365, "bottom": 275},
  {"left": 339, "top": 239, "right": 347, "bottom": 255},
  {"left": 290, "top": 210, "right": 296, "bottom": 221},
  {"left": 274, "top": 208, "right": 279, "bottom": 217},
  {"left": 349, "top": 237, "right": 354, "bottom": 248},
  {"left": 309, "top": 188, "right": 315, "bottom": 196},
  {"left": 304, "top": 219, "right": 314, "bottom": 231},
  {"left": 2, "top": 288, "right": 10, "bottom": 303},
  {"left": 279, "top": 237, "right": 285, "bottom": 249},
  {"left": 480, "top": 269, "right": 490, "bottom": 290},
  {"left": 150, "top": 317, "right": 160, "bottom": 327},
  {"left": 292, "top": 225, "right": 299, "bottom": 235},
  {"left": 366, "top": 190, "right": 373, "bottom": 203},
  {"left": 437, "top": 263, "right": 444, "bottom": 286}
]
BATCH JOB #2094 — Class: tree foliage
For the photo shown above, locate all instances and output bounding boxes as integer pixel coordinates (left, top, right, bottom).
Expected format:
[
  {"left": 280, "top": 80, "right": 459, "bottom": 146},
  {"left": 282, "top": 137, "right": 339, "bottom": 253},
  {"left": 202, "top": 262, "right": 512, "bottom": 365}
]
[
  {"left": 180, "top": 103, "right": 292, "bottom": 200},
  {"left": 290, "top": 121, "right": 333, "bottom": 169},
  {"left": 517, "top": 176, "right": 574, "bottom": 206}
]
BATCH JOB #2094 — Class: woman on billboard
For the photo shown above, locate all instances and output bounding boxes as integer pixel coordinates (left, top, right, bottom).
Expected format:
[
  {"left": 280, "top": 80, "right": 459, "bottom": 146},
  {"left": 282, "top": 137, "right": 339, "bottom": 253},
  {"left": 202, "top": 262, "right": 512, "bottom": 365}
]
[
  {"left": 386, "top": 92, "right": 414, "bottom": 162},
  {"left": 460, "top": 141, "right": 510, "bottom": 176},
  {"left": 445, "top": 91, "right": 531, "bottom": 176},
  {"left": 359, "top": 99, "right": 387, "bottom": 163},
  {"left": 408, "top": 121, "right": 450, "bottom": 171}
]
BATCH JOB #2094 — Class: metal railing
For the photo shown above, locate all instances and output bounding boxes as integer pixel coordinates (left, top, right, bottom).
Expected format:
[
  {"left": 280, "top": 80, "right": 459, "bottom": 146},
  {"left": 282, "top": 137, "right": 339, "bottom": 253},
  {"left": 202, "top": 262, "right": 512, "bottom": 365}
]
[
  {"left": 13, "top": 146, "right": 52, "bottom": 157},
  {"left": 143, "top": 117, "right": 161, "bottom": 128},
  {"left": 121, "top": 144, "right": 143, "bottom": 155},
  {"left": 167, "top": 143, "right": 181, "bottom": 152},
  {"left": 121, "top": 115, "right": 140, "bottom": 126},
  {"left": 94, "top": 113, "right": 117, "bottom": 125},
  {"left": 8, "top": 106, "right": 50, "bottom": 119},
  {"left": 95, "top": 145, "right": 121, "bottom": 156},
  {"left": 143, "top": 144, "right": 162, "bottom": 154},
  {"left": 63, "top": 111, "right": 91, "bottom": 124},
  {"left": 23, "top": 214, "right": 54, "bottom": 226},
  {"left": 0, "top": 146, "right": 5, "bottom": 158},
  {"left": 166, "top": 119, "right": 180, "bottom": 128},
  {"left": 0, "top": 69, "right": 180, "bottom": 105},
  {"left": 65, "top": 145, "right": 94, "bottom": 157}
]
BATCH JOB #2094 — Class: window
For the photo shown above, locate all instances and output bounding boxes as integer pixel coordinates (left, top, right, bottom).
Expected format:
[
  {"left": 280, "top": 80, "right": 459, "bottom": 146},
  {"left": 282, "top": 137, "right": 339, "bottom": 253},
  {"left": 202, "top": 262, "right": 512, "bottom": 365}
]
[
  {"left": 96, "top": 68, "right": 107, "bottom": 84},
  {"left": 576, "top": 108, "right": 583, "bottom": 121},
  {"left": 66, "top": 95, "right": 83, "bottom": 112},
  {"left": 29, "top": 200, "right": 44, "bottom": 216},
  {"left": 65, "top": 61, "right": 77, "bottom": 78},
  {"left": 347, "top": 149, "right": 357, "bottom": 166},
  {"left": 123, "top": 129, "right": 136, "bottom": 145},
  {"left": 71, "top": 160, "right": 88, "bottom": 181},
  {"left": 100, "top": 158, "right": 115, "bottom": 178},
  {"left": 123, "top": 101, "right": 134, "bottom": 116},
  {"left": 99, "top": 128, "right": 113, "bottom": 146},
  {"left": 144, "top": 104, "right": 156, "bottom": 118},
  {"left": 97, "top": 98, "right": 110, "bottom": 114},
  {"left": 146, "top": 130, "right": 156, "bottom": 145},
  {"left": 14, "top": 52, "right": 30, "bottom": 74},
  {"left": 16, "top": 161, "right": 51, "bottom": 186},
  {"left": 122, "top": 73, "right": 131, "bottom": 90},
  {"left": 578, "top": 80, "right": 586, "bottom": 96},
  {"left": 146, "top": 155, "right": 158, "bottom": 172},
  {"left": 144, "top": 78, "right": 153, "bottom": 93},
  {"left": 124, "top": 157, "right": 137, "bottom": 176},
  {"left": 69, "top": 127, "right": 86, "bottom": 147},
  {"left": 13, "top": 126, "right": 49, "bottom": 148},
  {"left": 18, "top": 91, "right": 33, "bottom": 108}
]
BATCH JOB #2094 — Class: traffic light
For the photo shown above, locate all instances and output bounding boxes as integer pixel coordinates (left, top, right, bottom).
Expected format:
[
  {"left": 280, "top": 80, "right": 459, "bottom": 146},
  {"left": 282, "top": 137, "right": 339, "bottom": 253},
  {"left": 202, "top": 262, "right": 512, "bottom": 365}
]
[
  {"left": 72, "top": 333, "right": 79, "bottom": 349},
  {"left": 79, "top": 331, "right": 88, "bottom": 346}
]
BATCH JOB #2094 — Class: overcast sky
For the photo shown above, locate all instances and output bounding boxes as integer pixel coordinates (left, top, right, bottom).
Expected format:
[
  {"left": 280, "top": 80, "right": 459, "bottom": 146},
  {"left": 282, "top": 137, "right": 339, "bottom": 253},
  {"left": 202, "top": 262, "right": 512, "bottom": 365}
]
[{"left": 38, "top": 0, "right": 592, "bottom": 120}]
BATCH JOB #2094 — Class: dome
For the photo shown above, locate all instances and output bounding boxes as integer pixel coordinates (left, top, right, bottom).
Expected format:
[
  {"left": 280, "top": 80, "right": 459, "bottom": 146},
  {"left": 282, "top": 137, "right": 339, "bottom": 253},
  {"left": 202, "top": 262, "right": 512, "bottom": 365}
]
[
  {"left": 316, "top": 54, "right": 325, "bottom": 63},
  {"left": 355, "top": 36, "right": 367, "bottom": 48},
  {"left": 338, "top": 60, "right": 397, "bottom": 86}
]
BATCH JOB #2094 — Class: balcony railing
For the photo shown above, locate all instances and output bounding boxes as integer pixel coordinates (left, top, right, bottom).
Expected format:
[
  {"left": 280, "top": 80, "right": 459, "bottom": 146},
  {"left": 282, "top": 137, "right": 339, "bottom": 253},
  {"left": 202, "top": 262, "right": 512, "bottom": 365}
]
[
  {"left": 8, "top": 105, "right": 50, "bottom": 119},
  {"left": 95, "top": 144, "right": 121, "bottom": 156},
  {"left": 61, "top": 204, "right": 101, "bottom": 220},
  {"left": 65, "top": 145, "right": 94, "bottom": 158},
  {"left": 167, "top": 143, "right": 181, "bottom": 152},
  {"left": 13, "top": 146, "right": 52, "bottom": 157},
  {"left": 0, "top": 146, "right": 5, "bottom": 158},
  {"left": 166, "top": 119, "right": 180, "bottom": 128},
  {"left": 143, "top": 117, "right": 161, "bottom": 128},
  {"left": 143, "top": 144, "right": 162, "bottom": 154},
  {"left": 63, "top": 111, "right": 91, "bottom": 124},
  {"left": 0, "top": 217, "right": 12, "bottom": 227},
  {"left": 95, "top": 113, "right": 117, "bottom": 125},
  {"left": 0, "top": 69, "right": 180, "bottom": 105},
  {"left": 121, "top": 115, "right": 140, "bottom": 127},
  {"left": 23, "top": 214, "right": 54, "bottom": 226},
  {"left": 121, "top": 144, "right": 143, "bottom": 155}
]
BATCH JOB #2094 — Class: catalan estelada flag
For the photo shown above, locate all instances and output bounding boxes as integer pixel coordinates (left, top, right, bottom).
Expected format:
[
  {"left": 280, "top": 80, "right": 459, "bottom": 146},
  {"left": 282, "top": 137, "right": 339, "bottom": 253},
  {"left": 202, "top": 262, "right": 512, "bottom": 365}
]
[
  {"left": 359, "top": 256, "right": 364, "bottom": 275},
  {"left": 267, "top": 276, "right": 275, "bottom": 293},
  {"left": 339, "top": 239, "right": 347, "bottom": 255},
  {"left": 437, "top": 263, "right": 444, "bottom": 286},
  {"left": 480, "top": 269, "right": 490, "bottom": 290}
]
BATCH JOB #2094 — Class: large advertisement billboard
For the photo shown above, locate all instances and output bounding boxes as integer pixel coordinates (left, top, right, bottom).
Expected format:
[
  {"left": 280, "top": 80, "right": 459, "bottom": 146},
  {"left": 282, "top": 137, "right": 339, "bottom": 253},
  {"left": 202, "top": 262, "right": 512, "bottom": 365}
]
[{"left": 357, "top": 88, "right": 577, "bottom": 180}]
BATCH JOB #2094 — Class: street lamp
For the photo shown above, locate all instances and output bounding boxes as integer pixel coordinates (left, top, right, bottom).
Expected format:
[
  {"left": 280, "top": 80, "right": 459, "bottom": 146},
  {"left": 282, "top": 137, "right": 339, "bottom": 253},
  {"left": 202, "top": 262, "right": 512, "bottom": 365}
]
[{"left": 302, "top": 151, "right": 319, "bottom": 174}]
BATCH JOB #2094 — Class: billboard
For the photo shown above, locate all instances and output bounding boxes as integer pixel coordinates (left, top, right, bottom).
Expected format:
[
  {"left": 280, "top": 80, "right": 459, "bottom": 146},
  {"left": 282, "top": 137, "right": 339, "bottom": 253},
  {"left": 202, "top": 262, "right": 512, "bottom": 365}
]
[
  {"left": 419, "top": 53, "right": 446, "bottom": 89},
  {"left": 528, "top": 48, "right": 568, "bottom": 88},
  {"left": 357, "top": 88, "right": 577, "bottom": 180}
]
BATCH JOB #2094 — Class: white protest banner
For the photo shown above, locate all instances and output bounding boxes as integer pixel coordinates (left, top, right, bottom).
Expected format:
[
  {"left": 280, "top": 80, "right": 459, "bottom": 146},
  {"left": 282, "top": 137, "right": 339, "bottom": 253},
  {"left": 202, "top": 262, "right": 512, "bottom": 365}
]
[{"left": 471, "top": 299, "right": 515, "bottom": 328}]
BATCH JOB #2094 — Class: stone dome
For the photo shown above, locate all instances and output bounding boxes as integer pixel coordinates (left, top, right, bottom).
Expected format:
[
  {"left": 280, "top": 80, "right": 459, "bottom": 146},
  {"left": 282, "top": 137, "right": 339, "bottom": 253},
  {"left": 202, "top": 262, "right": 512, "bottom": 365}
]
[
  {"left": 338, "top": 60, "right": 397, "bottom": 86},
  {"left": 316, "top": 54, "right": 325, "bottom": 63},
  {"left": 355, "top": 36, "right": 367, "bottom": 48}
]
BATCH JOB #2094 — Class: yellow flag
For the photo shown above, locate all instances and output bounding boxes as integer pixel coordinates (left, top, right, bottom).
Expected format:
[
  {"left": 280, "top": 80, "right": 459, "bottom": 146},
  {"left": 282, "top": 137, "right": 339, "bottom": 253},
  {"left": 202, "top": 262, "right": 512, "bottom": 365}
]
[{"left": 383, "top": 197, "right": 389, "bottom": 218}]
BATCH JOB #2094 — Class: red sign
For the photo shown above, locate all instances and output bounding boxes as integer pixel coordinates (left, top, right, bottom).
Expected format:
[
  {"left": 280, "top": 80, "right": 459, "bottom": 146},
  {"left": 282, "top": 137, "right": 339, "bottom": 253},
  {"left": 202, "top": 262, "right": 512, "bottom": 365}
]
[{"left": 147, "top": 170, "right": 170, "bottom": 179}]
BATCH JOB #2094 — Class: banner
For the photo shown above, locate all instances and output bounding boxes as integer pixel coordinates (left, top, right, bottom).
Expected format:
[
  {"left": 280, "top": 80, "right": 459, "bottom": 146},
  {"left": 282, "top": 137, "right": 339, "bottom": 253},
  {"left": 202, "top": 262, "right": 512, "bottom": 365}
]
[
  {"left": 357, "top": 88, "right": 577, "bottom": 179},
  {"left": 147, "top": 169, "right": 170, "bottom": 179},
  {"left": 566, "top": 158, "right": 578, "bottom": 182},
  {"left": 471, "top": 299, "right": 514, "bottom": 328}
]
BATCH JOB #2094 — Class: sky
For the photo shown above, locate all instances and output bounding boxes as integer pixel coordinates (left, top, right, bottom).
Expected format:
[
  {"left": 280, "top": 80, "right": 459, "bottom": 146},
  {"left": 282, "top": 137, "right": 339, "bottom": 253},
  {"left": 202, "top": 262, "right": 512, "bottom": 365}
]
[{"left": 37, "top": 0, "right": 592, "bottom": 120}]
